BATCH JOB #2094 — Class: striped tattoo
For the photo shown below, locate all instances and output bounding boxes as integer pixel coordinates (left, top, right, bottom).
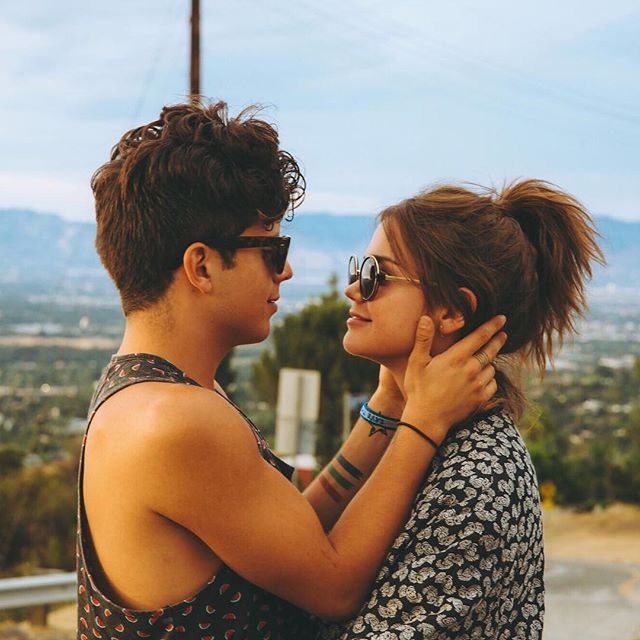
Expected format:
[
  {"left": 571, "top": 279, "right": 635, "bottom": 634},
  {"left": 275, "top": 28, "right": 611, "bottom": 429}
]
[
  {"left": 319, "top": 475, "right": 342, "bottom": 502},
  {"left": 337, "top": 454, "right": 363, "bottom": 481},
  {"left": 328, "top": 463, "right": 354, "bottom": 490}
]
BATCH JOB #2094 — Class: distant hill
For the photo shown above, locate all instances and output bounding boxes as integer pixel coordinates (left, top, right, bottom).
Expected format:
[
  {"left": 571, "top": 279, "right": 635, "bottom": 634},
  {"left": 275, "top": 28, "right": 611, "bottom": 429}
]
[
  {"left": 0, "top": 209, "right": 101, "bottom": 282},
  {"left": 0, "top": 208, "right": 638, "bottom": 294}
]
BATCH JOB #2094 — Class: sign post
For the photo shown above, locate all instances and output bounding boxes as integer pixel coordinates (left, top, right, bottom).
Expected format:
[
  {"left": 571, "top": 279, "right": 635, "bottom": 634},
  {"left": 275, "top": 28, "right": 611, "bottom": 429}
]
[{"left": 275, "top": 368, "right": 321, "bottom": 487}]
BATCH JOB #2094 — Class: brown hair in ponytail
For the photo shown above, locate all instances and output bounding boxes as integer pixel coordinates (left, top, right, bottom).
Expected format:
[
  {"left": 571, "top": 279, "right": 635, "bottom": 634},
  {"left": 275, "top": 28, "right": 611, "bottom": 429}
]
[{"left": 380, "top": 179, "right": 605, "bottom": 419}]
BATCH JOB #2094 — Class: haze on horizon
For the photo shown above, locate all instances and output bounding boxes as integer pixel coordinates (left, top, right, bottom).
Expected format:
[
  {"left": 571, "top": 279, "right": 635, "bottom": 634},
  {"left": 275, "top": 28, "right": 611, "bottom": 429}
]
[{"left": 1, "top": 0, "right": 639, "bottom": 222}]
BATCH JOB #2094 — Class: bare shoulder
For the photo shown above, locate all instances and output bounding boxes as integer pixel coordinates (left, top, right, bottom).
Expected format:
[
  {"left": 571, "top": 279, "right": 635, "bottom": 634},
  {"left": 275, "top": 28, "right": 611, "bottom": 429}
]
[
  {"left": 87, "top": 382, "right": 262, "bottom": 485},
  {"left": 133, "top": 383, "right": 260, "bottom": 459},
  {"left": 120, "top": 384, "right": 282, "bottom": 533}
]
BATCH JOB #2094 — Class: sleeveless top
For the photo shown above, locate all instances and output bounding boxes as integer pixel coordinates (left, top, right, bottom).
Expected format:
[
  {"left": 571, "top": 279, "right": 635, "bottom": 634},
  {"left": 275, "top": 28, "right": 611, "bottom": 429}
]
[{"left": 76, "top": 353, "right": 315, "bottom": 640}]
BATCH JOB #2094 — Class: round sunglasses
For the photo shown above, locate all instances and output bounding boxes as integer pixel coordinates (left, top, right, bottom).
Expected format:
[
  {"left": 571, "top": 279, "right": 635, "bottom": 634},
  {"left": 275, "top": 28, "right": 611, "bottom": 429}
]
[{"left": 348, "top": 255, "right": 421, "bottom": 301}]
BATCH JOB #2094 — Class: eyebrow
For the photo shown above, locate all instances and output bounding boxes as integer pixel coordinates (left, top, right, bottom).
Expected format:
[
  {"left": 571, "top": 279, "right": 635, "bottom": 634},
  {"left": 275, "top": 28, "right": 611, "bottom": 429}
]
[{"left": 372, "top": 254, "right": 401, "bottom": 267}]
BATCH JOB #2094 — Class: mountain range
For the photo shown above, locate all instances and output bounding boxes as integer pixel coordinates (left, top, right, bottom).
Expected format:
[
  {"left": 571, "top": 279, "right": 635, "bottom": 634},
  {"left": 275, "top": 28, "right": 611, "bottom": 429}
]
[{"left": 0, "top": 208, "right": 638, "bottom": 299}]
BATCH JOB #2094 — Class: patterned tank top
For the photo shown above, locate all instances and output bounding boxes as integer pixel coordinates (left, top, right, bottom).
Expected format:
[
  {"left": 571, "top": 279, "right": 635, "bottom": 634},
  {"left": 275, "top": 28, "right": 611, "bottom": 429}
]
[{"left": 76, "top": 353, "right": 315, "bottom": 640}]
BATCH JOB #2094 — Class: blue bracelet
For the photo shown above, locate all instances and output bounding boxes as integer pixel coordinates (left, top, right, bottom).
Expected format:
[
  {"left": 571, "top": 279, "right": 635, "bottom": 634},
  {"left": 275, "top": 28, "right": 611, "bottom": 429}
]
[{"left": 359, "top": 402, "right": 400, "bottom": 430}]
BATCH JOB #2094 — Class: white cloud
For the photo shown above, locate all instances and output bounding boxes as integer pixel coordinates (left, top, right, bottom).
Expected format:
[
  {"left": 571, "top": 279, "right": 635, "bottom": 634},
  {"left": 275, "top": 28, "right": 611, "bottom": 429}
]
[
  {"left": 1, "top": 0, "right": 639, "bottom": 224},
  {"left": 554, "top": 172, "right": 640, "bottom": 221},
  {"left": 0, "top": 171, "right": 93, "bottom": 220},
  {"left": 301, "top": 190, "right": 382, "bottom": 215}
]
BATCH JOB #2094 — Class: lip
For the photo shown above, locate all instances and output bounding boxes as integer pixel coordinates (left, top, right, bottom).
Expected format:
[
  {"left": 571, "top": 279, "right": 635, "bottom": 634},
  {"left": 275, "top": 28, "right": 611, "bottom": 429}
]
[
  {"left": 267, "top": 297, "right": 279, "bottom": 314},
  {"left": 347, "top": 309, "right": 371, "bottom": 322}
]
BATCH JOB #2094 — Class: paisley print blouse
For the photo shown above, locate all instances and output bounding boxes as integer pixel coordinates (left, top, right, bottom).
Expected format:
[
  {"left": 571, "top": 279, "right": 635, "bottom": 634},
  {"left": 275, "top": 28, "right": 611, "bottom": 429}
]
[{"left": 320, "top": 408, "right": 545, "bottom": 640}]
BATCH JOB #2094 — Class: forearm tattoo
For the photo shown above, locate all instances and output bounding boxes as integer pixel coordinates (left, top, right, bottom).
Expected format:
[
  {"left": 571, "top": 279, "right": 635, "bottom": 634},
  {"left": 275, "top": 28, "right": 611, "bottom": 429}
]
[{"left": 319, "top": 453, "right": 364, "bottom": 502}]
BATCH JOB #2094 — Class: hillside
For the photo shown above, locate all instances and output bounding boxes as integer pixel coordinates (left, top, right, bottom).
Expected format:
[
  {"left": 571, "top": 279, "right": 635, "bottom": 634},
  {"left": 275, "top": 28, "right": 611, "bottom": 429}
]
[{"left": 0, "top": 208, "right": 638, "bottom": 292}]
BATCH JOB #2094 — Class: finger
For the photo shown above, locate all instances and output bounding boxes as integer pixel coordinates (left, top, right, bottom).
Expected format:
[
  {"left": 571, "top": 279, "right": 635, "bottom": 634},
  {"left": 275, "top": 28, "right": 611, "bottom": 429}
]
[
  {"left": 482, "top": 378, "right": 498, "bottom": 402},
  {"left": 477, "top": 364, "right": 496, "bottom": 387},
  {"left": 480, "top": 331, "right": 508, "bottom": 362},
  {"left": 451, "top": 315, "right": 507, "bottom": 359},
  {"left": 471, "top": 351, "right": 491, "bottom": 370},
  {"left": 407, "top": 316, "right": 434, "bottom": 368}
]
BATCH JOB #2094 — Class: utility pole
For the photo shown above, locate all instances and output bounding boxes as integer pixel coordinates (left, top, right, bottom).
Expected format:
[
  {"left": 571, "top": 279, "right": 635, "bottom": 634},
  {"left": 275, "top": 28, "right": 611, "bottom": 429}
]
[{"left": 190, "top": 0, "right": 200, "bottom": 102}]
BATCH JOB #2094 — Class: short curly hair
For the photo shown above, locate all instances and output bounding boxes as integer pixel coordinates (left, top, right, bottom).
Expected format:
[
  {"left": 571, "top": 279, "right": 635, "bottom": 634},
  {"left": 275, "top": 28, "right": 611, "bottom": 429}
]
[{"left": 92, "top": 100, "right": 305, "bottom": 314}]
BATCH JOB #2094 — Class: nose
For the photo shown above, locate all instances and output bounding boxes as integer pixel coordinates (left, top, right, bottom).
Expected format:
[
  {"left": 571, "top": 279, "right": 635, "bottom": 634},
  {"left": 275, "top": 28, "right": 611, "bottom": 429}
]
[
  {"left": 276, "top": 260, "right": 293, "bottom": 283},
  {"left": 344, "top": 278, "right": 361, "bottom": 302}
]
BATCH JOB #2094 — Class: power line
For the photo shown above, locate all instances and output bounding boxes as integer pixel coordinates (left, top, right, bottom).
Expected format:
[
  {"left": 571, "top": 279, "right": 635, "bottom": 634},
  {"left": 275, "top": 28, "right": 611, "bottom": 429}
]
[
  {"left": 287, "top": 0, "right": 640, "bottom": 128},
  {"left": 130, "top": 0, "right": 185, "bottom": 124}
]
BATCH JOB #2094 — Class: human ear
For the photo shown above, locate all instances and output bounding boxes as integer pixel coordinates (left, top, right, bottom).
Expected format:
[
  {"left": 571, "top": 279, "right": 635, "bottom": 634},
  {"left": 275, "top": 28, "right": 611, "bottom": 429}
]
[
  {"left": 458, "top": 287, "right": 477, "bottom": 313},
  {"left": 182, "top": 243, "right": 215, "bottom": 294},
  {"left": 437, "top": 288, "right": 477, "bottom": 335}
]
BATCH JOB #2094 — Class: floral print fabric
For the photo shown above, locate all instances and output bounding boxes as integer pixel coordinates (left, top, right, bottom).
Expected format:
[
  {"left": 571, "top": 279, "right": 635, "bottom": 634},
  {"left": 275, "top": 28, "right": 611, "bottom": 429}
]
[{"left": 320, "top": 409, "right": 544, "bottom": 640}]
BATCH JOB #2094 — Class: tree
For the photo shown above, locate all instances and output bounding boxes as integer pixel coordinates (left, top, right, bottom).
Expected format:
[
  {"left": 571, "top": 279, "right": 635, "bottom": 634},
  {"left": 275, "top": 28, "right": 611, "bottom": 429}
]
[
  {"left": 0, "top": 457, "right": 77, "bottom": 575},
  {"left": 216, "top": 349, "right": 236, "bottom": 392},
  {"left": 0, "top": 446, "right": 24, "bottom": 477},
  {"left": 252, "top": 277, "right": 379, "bottom": 463}
]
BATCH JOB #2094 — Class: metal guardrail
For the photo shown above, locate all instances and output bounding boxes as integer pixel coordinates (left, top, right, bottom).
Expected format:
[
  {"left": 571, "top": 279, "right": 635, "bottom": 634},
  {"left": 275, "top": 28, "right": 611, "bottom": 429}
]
[{"left": 0, "top": 572, "right": 76, "bottom": 610}]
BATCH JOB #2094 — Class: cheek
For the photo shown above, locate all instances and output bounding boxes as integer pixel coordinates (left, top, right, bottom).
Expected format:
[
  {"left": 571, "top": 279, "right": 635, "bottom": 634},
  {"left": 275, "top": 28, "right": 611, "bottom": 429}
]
[{"left": 343, "top": 311, "right": 420, "bottom": 361}]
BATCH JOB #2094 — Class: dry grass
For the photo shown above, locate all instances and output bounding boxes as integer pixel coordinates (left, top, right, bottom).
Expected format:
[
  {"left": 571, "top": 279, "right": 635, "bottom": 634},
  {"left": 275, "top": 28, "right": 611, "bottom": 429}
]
[{"left": 544, "top": 503, "right": 640, "bottom": 565}]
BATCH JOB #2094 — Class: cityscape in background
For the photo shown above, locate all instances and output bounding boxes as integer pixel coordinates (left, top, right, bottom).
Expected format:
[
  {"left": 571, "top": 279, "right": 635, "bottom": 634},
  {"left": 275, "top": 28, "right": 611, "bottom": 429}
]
[
  {"left": 0, "top": 208, "right": 639, "bottom": 638},
  {"left": 1, "top": 208, "right": 638, "bottom": 469}
]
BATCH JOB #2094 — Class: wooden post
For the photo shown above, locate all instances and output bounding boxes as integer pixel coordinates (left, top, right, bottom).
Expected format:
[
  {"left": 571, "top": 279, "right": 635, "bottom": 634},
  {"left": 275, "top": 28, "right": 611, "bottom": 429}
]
[
  {"left": 29, "top": 604, "right": 49, "bottom": 627},
  {"left": 190, "top": 0, "right": 200, "bottom": 101}
]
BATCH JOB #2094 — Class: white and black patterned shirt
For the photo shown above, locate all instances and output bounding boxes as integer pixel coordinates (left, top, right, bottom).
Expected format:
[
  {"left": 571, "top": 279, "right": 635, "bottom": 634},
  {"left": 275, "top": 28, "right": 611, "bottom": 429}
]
[{"left": 320, "top": 408, "right": 544, "bottom": 640}]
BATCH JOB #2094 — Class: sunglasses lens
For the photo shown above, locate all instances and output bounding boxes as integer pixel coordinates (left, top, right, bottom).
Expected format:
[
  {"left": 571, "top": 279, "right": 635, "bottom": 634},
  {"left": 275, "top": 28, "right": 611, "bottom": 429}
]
[
  {"left": 348, "top": 256, "right": 358, "bottom": 285},
  {"left": 360, "top": 257, "right": 377, "bottom": 300},
  {"left": 263, "top": 239, "right": 289, "bottom": 273},
  {"left": 261, "top": 249, "right": 277, "bottom": 273}
]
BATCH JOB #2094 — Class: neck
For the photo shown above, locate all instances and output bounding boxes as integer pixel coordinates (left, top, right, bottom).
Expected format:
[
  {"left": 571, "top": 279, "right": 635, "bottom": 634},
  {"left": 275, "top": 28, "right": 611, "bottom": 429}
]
[
  {"left": 117, "top": 308, "right": 229, "bottom": 391},
  {"left": 384, "top": 358, "right": 410, "bottom": 400}
]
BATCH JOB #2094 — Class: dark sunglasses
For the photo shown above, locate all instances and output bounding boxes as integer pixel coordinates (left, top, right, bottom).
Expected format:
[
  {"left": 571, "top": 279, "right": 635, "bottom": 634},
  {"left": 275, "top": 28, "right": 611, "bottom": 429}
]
[
  {"left": 348, "top": 255, "right": 421, "bottom": 301},
  {"left": 208, "top": 235, "right": 291, "bottom": 274}
]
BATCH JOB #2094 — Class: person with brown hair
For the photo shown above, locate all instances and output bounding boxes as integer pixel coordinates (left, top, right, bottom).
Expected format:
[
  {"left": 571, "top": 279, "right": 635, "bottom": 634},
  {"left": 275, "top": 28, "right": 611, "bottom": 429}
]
[
  {"left": 318, "top": 180, "right": 604, "bottom": 639},
  {"left": 77, "top": 100, "right": 506, "bottom": 640}
]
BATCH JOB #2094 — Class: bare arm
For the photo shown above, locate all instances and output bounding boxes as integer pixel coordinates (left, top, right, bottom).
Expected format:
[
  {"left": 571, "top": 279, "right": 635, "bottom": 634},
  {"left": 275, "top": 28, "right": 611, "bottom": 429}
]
[
  {"left": 142, "top": 316, "right": 506, "bottom": 620},
  {"left": 303, "top": 383, "right": 404, "bottom": 531}
]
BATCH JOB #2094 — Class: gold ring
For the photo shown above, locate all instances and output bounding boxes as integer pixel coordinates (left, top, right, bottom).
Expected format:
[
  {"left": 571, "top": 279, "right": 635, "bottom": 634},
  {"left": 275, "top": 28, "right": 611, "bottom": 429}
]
[{"left": 473, "top": 351, "right": 490, "bottom": 368}]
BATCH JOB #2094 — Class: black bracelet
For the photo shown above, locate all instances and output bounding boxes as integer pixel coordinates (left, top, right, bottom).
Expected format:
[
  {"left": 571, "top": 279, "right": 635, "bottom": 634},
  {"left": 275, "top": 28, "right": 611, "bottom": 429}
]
[{"left": 396, "top": 421, "right": 439, "bottom": 451}]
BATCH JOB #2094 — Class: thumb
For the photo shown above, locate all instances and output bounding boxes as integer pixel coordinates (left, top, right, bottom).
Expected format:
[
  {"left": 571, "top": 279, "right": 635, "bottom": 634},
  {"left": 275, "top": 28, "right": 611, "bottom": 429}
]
[{"left": 408, "top": 315, "right": 434, "bottom": 368}]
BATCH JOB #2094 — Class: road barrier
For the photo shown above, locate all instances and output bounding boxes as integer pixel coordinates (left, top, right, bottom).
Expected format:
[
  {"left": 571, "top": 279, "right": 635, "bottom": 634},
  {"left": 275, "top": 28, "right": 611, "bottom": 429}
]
[{"left": 0, "top": 572, "right": 76, "bottom": 625}]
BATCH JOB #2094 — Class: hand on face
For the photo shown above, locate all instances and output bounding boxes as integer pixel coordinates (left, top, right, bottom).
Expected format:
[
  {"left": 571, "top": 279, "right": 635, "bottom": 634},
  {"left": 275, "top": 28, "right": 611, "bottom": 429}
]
[{"left": 402, "top": 314, "right": 507, "bottom": 443}]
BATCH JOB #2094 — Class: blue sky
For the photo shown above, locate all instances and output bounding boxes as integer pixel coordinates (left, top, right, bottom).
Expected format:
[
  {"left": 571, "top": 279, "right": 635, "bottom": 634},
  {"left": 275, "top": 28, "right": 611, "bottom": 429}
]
[{"left": 1, "top": 0, "right": 639, "bottom": 222}]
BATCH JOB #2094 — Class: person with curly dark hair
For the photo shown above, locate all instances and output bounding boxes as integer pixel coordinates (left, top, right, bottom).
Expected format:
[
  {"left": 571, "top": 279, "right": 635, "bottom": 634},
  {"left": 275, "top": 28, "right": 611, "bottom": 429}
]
[
  {"left": 77, "top": 100, "right": 506, "bottom": 640},
  {"left": 318, "top": 180, "right": 604, "bottom": 640}
]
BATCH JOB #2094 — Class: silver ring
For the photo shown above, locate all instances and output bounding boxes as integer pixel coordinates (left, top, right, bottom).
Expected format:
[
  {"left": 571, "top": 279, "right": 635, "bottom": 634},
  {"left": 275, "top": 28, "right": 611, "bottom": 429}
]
[{"left": 473, "top": 351, "right": 490, "bottom": 368}]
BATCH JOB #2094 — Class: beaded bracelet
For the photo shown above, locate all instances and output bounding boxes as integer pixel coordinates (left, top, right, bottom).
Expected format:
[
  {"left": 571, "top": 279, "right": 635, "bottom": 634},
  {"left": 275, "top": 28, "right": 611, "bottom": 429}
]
[
  {"left": 359, "top": 402, "right": 400, "bottom": 430},
  {"left": 397, "top": 421, "right": 439, "bottom": 451}
]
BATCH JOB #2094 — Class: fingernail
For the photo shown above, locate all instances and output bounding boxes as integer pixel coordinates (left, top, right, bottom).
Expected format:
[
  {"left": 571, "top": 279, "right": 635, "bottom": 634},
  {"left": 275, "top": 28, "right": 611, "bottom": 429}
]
[
  {"left": 498, "top": 315, "right": 507, "bottom": 325},
  {"left": 419, "top": 316, "right": 429, "bottom": 329}
]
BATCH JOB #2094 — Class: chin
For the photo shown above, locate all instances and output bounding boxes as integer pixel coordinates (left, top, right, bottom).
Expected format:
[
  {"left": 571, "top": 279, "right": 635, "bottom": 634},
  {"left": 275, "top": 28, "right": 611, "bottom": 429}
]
[
  {"left": 343, "top": 331, "right": 381, "bottom": 363},
  {"left": 251, "top": 325, "right": 272, "bottom": 344},
  {"left": 232, "top": 321, "right": 272, "bottom": 347},
  {"left": 343, "top": 331, "right": 410, "bottom": 366}
]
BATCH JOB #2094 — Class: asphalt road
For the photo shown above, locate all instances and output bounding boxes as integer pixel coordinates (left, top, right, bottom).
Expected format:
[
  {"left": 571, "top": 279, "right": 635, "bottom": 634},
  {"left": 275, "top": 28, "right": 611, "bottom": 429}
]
[{"left": 545, "top": 559, "right": 640, "bottom": 640}]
